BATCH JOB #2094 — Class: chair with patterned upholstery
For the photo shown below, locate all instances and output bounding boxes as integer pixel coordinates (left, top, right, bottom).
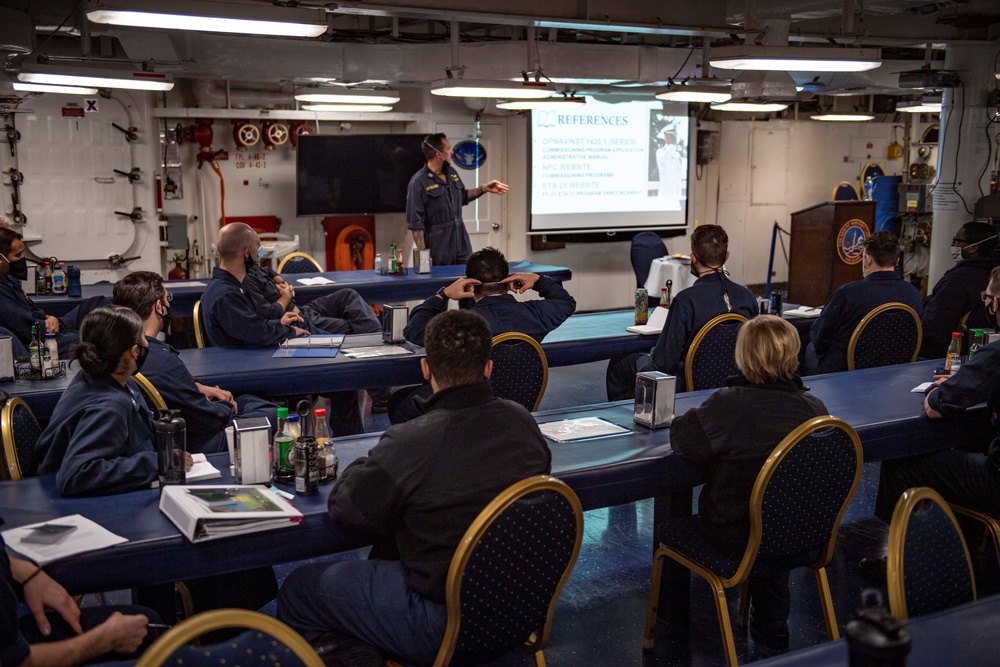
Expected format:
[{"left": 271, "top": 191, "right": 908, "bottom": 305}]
[
  {"left": 631, "top": 232, "right": 667, "bottom": 292},
  {"left": 832, "top": 181, "right": 859, "bottom": 201},
  {"left": 133, "top": 372, "right": 168, "bottom": 413},
  {"left": 1, "top": 397, "right": 41, "bottom": 480},
  {"left": 277, "top": 251, "right": 323, "bottom": 274},
  {"left": 643, "top": 416, "right": 863, "bottom": 666},
  {"left": 887, "top": 487, "right": 977, "bottom": 620},
  {"left": 489, "top": 332, "right": 549, "bottom": 412},
  {"left": 425, "top": 475, "right": 582, "bottom": 667},
  {"left": 134, "top": 609, "right": 323, "bottom": 667},
  {"left": 847, "top": 302, "right": 922, "bottom": 371},
  {"left": 684, "top": 314, "right": 748, "bottom": 392}
]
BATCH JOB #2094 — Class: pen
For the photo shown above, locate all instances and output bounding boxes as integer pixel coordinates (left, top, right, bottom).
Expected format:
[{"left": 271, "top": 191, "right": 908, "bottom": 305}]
[{"left": 147, "top": 623, "right": 172, "bottom": 630}]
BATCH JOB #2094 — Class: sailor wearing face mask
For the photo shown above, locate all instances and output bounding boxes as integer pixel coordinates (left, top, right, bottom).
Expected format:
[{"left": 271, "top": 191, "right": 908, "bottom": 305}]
[
  {"left": 0, "top": 227, "right": 111, "bottom": 357},
  {"left": 920, "top": 222, "right": 1000, "bottom": 358}
]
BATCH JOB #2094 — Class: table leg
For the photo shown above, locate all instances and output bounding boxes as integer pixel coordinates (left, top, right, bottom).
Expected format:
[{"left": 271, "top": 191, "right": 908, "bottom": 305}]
[{"left": 653, "top": 488, "right": 693, "bottom": 623}]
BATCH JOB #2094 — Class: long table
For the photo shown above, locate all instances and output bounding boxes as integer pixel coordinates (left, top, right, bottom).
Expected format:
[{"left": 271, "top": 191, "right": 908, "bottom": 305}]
[
  {"left": 1, "top": 311, "right": 658, "bottom": 420},
  {"left": 32, "top": 261, "right": 573, "bottom": 318},
  {"left": 0, "top": 360, "right": 978, "bottom": 596},
  {"left": 755, "top": 595, "right": 1000, "bottom": 666}
]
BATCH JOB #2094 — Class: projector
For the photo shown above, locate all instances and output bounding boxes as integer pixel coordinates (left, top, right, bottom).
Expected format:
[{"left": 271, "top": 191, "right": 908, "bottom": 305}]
[{"left": 897, "top": 70, "right": 961, "bottom": 89}]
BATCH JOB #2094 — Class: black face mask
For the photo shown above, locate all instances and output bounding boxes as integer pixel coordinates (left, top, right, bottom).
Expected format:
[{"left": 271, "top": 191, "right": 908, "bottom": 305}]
[
  {"left": 2, "top": 254, "right": 27, "bottom": 281},
  {"left": 159, "top": 300, "right": 173, "bottom": 334},
  {"left": 244, "top": 252, "right": 256, "bottom": 272},
  {"left": 133, "top": 345, "right": 148, "bottom": 375}
]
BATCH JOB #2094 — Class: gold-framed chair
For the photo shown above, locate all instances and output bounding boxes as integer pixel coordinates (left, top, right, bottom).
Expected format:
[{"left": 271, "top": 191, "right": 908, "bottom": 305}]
[
  {"left": 134, "top": 609, "right": 323, "bottom": 667},
  {"left": 886, "top": 486, "right": 976, "bottom": 620},
  {"left": 489, "top": 332, "right": 549, "bottom": 412},
  {"left": 133, "top": 372, "right": 168, "bottom": 412},
  {"left": 684, "top": 313, "right": 748, "bottom": 392},
  {"left": 277, "top": 251, "right": 323, "bottom": 274},
  {"left": 643, "top": 416, "right": 863, "bottom": 666},
  {"left": 847, "top": 302, "right": 922, "bottom": 371},
  {"left": 422, "top": 475, "right": 583, "bottom": 667},
  {"left": 192, "top": 299, "right": 206, "bottom": 349},
  {"left": 832, "top": 181, "right": 859, "bottom": 201},
  {"left": 950, "top": 505, "right": 1000, "bottom": 570},
  {"left": 1, "top": 397, "right": 41, "bottom": 480}
]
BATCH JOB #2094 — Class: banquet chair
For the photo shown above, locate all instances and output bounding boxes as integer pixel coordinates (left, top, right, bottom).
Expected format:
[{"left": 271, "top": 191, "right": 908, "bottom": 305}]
[
  {"left": 0, "top": 396, "right": 40, "bottom": 480},
  {"left": 385, "top": 475, "right": 582, "bottom": 667},
  {"left": 887, "top": 486, "right": 976, "bottom": 620},
  {"left": 489, "top": 332, "right": 549, "bottom": 412},
  {"left": 684, "top": 314, "right": 748, "bottom": 391},
  {"left": 847, "top": 302, "right": 921, "bottom": 371},
  {"left": 278, "top": 252, "right": 324, "bottom": 274},
  {"left": 135, "top": 609, "right": 323, "bottom": 667},
  {"left": 643, "top": 416, "right": 863, "bottom": 666}
]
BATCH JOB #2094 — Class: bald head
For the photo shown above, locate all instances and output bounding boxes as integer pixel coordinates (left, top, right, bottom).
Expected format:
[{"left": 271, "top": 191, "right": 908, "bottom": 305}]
[{"left": 217, "top": 223, "right": 258, "bottom": 262}]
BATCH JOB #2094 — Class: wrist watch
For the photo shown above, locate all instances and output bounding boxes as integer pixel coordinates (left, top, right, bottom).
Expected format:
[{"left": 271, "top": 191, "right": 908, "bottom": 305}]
[{"left": 435, "top": 287, "right": 448, "bottom": 300}]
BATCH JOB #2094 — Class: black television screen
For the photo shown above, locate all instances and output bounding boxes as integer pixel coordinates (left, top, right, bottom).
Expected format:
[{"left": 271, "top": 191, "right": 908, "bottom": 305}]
[{"left": 296, "top": 134, "right": 427, "bottom": 216}]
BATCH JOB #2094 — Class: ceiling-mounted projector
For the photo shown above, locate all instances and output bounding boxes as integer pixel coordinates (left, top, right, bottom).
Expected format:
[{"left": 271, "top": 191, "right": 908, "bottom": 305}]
[{"left": 897, "top": 70, "right": 961, "bottom": 89}]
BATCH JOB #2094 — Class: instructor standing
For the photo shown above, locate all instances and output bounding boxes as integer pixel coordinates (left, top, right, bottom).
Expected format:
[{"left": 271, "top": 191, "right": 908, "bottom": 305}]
[{"left": 406, "top": 133, "right": 508, "bottom": 266}]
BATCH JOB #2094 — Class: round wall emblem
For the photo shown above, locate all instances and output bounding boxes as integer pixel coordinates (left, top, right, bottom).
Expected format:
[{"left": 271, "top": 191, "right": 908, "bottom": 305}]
[{"left": 451, "top": 140, "right": 487, "bottom": 169}]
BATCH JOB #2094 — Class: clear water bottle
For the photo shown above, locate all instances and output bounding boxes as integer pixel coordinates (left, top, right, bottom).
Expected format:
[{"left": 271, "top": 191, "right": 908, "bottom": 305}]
[{"left": 374, "top": 253, "right": 382, "bottom": 273}]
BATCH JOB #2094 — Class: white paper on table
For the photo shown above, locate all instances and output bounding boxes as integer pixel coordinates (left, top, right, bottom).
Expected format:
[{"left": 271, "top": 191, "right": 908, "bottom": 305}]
[
  {"left": 296, "top": 277, "right": 335, "bottom": 286},
  {"left": 2, "top": 514, "right": 128, "bottom": 565},
  {"left": 342, "top": 345, "right": 413, "bottom": 359},
  {"left": 165, "top": 281, "right": 207, "bottom": 288},
  {"left": 186, "top": 453, "right": 222, "bottom": 482},
  {"left": 538, "top": 417, "right": 631, "bottom": 443},
  {"left": 912, "top": 382, "right": 935, "bottom": 394},
  {"left": 627, "top": 305, "right": 669, "bottom": 335},
  {"left": 784, "top": 306, "right": 823, "bottom": 318}
]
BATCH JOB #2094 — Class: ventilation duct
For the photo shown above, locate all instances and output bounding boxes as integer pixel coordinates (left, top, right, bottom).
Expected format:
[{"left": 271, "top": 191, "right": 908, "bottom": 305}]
[
  {"left": 729, "top": 71, "right": 798, "bottom": 103},
  {"left": 0, "top": 6, "right": 33, "bottom": 54}
]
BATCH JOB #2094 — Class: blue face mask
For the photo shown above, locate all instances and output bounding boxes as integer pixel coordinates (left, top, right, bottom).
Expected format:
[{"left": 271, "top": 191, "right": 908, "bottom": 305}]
[{"left": 257, "top": 246, "right": 265, "bottom": 264}]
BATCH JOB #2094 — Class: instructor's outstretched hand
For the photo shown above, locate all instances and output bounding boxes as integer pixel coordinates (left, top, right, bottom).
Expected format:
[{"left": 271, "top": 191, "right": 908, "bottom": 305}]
[{"left": 482, "top": 180, "right": 509, "bottom": 195}]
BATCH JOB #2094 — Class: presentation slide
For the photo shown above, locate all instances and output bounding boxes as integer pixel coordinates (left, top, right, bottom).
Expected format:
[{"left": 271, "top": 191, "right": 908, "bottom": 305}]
[{"left": 530, "top": 99, "right": 689, "bottom": 233}]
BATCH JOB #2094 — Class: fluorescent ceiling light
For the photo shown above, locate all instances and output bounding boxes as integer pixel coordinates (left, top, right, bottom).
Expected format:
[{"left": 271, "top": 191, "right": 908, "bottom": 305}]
[
  {"left": 18, "top": 65, "right": 174, "bottom": 91},
  {"left": 711, "top": 101, "right": 788, "bottom": 112},
  {"left": 86, "top": 0, "right": 328, "bottom": 37},
  {"left": 431, "top": 79, "right": 554, "bottom": 99},
  {"left": 655, "top": 82, "right": 731, "bottom": 103},
  {"left": 496, "top": 96, "right": 586, "bottom": 110},
  {"left": 811, "top": 113, "right": 875, "bottom": 121},
  {"left": 710, "top": 44, "right": 881, "bottom": 73},
  {"left": 896, "top": 96, "right": 942, "bottom": 113},
  {"left": 295, "top": 90, "right": 399, "bottom": 104},
  {"left": 301, "top": 103, "right": 392, "bottom": 112},
  {"left": 13, "top": 82, "right": 99, "bottom": 95}
]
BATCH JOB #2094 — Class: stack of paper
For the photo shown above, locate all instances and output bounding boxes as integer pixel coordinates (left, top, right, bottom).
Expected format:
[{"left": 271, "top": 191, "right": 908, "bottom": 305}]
[
  {"left": 783, "top": 306, "right": 823, "bottom": 318},
  {"left": 538, "top": 417, "right": 631, "bottom": 443},
  {"left": 296, "top": 277, "right": 335, "bottom": 286},
  {"left": 627, "top": 305, "right": 669, "bottom": 335},
  {"left": 2, "top": 515, "right": 128, "bottom": 565},
  {"left": 186, "top": 453, "right": 222, "bottom": 482}
]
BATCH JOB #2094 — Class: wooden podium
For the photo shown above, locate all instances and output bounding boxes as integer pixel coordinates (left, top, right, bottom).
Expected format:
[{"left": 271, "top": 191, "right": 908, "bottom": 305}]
[{"left": 787, "top": 201, "right": 876, "bottom": 307}]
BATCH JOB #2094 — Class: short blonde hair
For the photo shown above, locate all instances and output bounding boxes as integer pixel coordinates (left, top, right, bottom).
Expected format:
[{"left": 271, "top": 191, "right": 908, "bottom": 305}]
[{"left": 735, "top": 315, "right": 800, "bottom": 384}]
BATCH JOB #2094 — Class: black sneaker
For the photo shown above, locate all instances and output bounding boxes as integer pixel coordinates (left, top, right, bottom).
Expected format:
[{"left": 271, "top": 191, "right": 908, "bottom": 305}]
[
  {"left": 858, "top": 556, "right": 888, "bottom": 583},
  {"left": 311, "top": 631, "right": 384, "bottom": 667}
]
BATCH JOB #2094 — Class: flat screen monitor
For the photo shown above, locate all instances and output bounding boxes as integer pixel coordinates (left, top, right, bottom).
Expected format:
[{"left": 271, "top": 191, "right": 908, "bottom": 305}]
[
  {"left": 529, "top": 99, "right": 690, "bottom": 234},
  {"left": 296, "top": 134, "right": 426, "bottom": 216}
]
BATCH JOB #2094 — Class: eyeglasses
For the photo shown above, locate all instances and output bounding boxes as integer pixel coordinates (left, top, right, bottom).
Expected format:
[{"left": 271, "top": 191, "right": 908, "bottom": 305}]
[
  {"left": 162, "top": 291, "right": 173, "bottom": 302},
  {"left": 981, "top": 291, "right": 999, "bottom": 303},
  {"left": 952, "top": 237, "right": 970, "bottom": 246}
]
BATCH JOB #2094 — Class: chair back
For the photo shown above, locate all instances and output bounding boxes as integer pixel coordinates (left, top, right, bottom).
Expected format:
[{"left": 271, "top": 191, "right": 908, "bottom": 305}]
[
  {"left": 133, "top": 372, "right": 168, "bottom": 412},
  {"left": 847, "top": 303, "right": 922, "bottom": 370},
  {"left": 193, "top": 299, "right": 207, "bottom": 349},
  {"left": 436, "top": 476, "right": 583, "bottom": 667},
  {"left": 0, "top": 397, "right": 41, "bottom": 480},
  {"left": 630, "top": 232, "right": 667, "bottom": 288},
  {"left": 134, "top": 608, "right": 323, "bottom": 667},
  {"left": 964, "top": 307, "right": 993, "bottom": 333},
  {"left": 887, "top": 487, "right": 976, "bottom": 620},
  {"left": 832, "top": 181, "right": 859, "bottom": 201},
  {"left": 684, "top": 314, "right": 747, "bottom": 392},
  {"left": 489, "top": 332, "right": 549, "bottom": 412},
  {"left": 277, "top": 252, "right": 323, "bottom": 274},
  {"left": 727, "top": 416, "right": 862, "bottom": 584}
]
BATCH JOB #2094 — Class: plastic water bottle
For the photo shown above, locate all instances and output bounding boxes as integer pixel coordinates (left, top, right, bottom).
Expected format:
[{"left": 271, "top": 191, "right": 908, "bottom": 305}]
[
  {"left": 969, "top": 329, "right": 984, "bottom": 359},
  {"left": 374, "top": 253, "right": 382, "bottom": 273}
]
